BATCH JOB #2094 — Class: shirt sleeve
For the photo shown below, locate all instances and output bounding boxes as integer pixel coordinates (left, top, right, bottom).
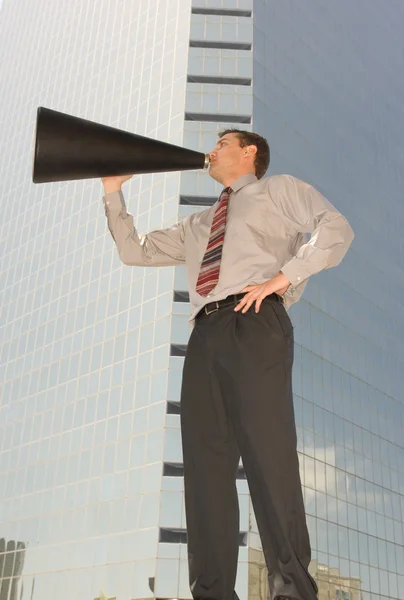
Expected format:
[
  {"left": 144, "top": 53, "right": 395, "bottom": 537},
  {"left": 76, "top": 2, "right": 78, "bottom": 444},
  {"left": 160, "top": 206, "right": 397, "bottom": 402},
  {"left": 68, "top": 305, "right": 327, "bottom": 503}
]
[
  {"left": 273, "top": 175, "right": 355, "bottom": 287},
  {"left": 103, "top": 190, "right": 186, "bottom": 266}
]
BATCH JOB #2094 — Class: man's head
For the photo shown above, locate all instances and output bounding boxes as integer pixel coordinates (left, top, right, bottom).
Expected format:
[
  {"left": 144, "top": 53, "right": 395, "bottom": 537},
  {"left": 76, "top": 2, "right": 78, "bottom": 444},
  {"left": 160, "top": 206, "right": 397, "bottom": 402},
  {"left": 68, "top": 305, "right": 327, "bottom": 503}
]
[{"left": 208, "top": 129, "right": 270, "bottom": 185}]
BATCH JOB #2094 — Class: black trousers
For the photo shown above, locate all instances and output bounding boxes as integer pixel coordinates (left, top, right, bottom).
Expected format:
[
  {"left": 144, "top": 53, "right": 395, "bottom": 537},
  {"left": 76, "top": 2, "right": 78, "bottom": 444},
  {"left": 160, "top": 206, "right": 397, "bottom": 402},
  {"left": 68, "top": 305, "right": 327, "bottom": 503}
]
[{"left": 180, "top": 294, "right": 318, "bottom": 600}]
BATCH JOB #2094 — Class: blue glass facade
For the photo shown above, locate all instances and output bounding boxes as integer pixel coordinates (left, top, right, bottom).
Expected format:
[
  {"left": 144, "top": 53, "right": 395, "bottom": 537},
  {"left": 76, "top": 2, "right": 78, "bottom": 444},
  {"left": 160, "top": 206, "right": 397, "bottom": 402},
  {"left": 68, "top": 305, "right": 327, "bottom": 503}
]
[
  {"left": 252, "top": 2, "right": 404, "bottom": 599},
  {"left": 0, "top": 1, "right": 193, "bottom": 598},
  {"left": 0, "top": 0, "right": 403, "bottom": 599}
]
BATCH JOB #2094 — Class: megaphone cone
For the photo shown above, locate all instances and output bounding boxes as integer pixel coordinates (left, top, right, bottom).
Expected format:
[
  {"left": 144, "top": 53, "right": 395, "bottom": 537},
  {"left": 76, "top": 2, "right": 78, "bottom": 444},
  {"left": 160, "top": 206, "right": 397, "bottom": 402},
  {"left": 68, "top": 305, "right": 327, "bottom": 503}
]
[{"left": 32, "top": 107, "right": 210, "bottom": 184}]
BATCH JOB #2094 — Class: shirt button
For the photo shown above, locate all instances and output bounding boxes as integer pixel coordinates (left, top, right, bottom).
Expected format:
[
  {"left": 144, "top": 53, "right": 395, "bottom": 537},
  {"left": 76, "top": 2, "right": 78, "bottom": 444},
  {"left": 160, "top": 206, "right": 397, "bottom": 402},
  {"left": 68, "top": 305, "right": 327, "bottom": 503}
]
[{"left": 206, "top": 294, "right": 211, "bottom": 298}]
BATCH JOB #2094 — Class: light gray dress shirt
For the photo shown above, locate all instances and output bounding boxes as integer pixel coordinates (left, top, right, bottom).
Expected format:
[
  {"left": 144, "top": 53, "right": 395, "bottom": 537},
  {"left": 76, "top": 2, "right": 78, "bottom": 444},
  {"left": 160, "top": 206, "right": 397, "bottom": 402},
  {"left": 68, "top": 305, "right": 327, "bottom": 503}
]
[{"left": 103, "top": 173, "right": 355, "bottom": 324}]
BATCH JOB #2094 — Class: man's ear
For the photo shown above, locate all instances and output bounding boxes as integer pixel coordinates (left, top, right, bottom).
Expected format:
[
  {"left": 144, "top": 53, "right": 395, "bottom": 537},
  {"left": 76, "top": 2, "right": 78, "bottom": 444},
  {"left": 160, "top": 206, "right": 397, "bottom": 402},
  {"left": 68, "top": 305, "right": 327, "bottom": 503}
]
[{"left": 244, "top": 144, "right": 258, "bottom": 156}]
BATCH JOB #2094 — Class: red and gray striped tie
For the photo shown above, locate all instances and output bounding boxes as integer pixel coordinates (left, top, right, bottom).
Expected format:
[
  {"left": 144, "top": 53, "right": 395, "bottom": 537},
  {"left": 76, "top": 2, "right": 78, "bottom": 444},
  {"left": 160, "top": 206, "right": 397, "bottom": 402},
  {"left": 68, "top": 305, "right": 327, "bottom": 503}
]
[{"left": 196, "top": 186, "right": 233, "bottom": 297}]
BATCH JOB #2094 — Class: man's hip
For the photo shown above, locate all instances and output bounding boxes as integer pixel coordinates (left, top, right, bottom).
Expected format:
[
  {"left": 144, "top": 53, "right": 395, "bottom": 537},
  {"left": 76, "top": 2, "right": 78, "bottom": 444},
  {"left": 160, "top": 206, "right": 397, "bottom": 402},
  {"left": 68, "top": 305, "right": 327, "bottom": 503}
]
[{"left": 195, "top": 290, "right": 284, "bottom": 319}]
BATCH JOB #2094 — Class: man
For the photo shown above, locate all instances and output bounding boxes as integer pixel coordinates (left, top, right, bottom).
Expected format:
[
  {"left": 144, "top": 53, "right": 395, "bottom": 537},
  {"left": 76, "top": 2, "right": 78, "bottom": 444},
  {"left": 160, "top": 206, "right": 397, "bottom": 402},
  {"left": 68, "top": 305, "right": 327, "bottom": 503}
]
[{"left": 101, "top": 130, "right": 354, "bottom": 600}]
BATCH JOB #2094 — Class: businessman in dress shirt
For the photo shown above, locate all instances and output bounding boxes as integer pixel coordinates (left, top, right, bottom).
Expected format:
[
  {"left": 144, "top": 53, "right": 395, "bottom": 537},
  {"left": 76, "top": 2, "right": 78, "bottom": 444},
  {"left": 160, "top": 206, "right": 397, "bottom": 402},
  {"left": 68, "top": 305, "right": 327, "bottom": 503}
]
[{"left": 101, "top": 129, "right": 354, "bottom": 600}]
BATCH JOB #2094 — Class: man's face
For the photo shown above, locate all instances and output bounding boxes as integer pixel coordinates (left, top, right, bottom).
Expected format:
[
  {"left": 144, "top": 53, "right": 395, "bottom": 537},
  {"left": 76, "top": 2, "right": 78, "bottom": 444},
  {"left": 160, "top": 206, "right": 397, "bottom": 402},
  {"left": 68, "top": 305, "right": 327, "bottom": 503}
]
[{"left": 208, "top": 133, "right": 252, "bottom": 183}]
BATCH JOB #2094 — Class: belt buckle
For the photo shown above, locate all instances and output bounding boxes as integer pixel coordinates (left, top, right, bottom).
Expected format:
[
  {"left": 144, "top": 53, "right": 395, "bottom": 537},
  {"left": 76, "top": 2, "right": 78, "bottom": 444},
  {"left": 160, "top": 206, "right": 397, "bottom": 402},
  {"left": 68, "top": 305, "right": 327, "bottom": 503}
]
[{"left": 205, "top": 301, "right": 220, "bottom": 315}]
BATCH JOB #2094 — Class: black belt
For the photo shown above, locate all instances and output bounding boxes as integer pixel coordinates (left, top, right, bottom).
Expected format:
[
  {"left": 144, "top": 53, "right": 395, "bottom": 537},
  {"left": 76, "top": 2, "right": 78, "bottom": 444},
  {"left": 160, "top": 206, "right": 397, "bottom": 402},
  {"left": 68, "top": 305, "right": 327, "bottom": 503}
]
[{"left": 195, "top": 291, "right": 283, "bottom": 320}]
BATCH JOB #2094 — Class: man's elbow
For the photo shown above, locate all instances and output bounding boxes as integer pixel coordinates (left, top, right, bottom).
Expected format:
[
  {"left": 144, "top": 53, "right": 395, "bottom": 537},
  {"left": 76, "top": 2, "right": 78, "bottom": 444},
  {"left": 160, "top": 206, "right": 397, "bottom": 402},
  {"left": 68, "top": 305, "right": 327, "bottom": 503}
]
[
  {"left": 328, "top": 219, "right": 355, "bottom": 268},
  {"left": 344, "top": 219, "right": 355, "bottom": 246},
  {"left": 335, "top": 214, "right": 354, "bottom": 246},
  {"left": 118, "top": 245, "right": 149, "bottom": 267}
]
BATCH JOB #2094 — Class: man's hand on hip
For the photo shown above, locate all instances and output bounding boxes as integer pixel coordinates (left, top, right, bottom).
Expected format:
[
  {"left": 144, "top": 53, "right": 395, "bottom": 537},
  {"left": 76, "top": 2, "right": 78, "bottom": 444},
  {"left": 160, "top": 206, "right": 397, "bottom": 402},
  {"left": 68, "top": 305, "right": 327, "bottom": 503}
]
[{"left": 234, "top": 272, "right": 291, "bottom": 314}]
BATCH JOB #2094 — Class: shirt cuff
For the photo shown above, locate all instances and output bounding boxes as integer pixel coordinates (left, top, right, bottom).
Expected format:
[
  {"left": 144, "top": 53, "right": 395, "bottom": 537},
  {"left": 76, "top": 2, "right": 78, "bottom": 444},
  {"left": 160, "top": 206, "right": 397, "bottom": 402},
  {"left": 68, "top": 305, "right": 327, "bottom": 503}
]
[
  {"left": 280, "top": 257, "right": 313, "bottom": 288},
  {"left": 103, "top": 190, "right": 126, "bottom": 212}
]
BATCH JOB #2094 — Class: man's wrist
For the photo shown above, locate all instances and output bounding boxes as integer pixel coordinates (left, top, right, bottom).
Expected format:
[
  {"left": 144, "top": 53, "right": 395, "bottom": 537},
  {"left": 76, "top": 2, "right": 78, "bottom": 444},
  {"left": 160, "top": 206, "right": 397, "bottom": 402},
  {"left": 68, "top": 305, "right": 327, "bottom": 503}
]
[
  {"left": 103, "top": 184, "right": 122, "bottom": 196},
  {"left": 277, "top": 271, "right": 291, "bottom": 287}
]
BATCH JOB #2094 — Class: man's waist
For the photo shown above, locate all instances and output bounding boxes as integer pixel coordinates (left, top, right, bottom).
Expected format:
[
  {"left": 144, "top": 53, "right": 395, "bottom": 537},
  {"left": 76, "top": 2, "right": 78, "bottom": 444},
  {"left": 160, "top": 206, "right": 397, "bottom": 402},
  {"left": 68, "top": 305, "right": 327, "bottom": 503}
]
[{"left": 195, "top": 291, "right": 283, "bottom": 320}]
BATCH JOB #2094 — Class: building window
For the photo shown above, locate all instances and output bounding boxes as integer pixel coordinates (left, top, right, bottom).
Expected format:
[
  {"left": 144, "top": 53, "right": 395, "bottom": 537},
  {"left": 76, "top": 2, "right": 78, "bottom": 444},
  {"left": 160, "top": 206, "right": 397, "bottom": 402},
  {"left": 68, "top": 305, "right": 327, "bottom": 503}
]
[
  {"left": 170, "top": 344, "right": 187, "bottom": 357},
  {"left": 187, "top": 75, "right": 251, "bottom": 86},
  {"left": 179, "top": 195, "right": 217, "bottom": 207},
  {"left": 159, "top": 528, "right": 248, "bottom": 545},
  {"left": 185, "top": 113, "right": 251, "bottom": 124},
  {"left": 166, "top": 401, "right": 181, "bottom": 415},
  {"left": 163, "top": 462, "right": 247, "bottom": 479},
  {"left": 191, "top": 8, "right": 252, "bottom": 17},
  {"left": 190, "top": 40, "right": 252, "bottom": 50}
]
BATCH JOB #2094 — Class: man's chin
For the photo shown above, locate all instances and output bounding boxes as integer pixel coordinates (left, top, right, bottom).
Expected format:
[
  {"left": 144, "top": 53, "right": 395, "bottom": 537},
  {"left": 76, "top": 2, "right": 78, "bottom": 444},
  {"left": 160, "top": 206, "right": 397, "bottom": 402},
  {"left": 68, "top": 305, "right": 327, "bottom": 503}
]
[{"left": 208, "top": 166, "right": 222, "bottom": 183}]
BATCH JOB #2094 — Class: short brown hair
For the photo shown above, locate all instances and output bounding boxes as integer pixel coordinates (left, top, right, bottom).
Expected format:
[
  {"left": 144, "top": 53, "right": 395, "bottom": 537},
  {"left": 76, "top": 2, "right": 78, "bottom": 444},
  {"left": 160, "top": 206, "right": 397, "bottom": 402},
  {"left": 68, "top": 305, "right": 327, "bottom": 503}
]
[{"left": 218, "top": 129, "right": 270, "bottom": 179}]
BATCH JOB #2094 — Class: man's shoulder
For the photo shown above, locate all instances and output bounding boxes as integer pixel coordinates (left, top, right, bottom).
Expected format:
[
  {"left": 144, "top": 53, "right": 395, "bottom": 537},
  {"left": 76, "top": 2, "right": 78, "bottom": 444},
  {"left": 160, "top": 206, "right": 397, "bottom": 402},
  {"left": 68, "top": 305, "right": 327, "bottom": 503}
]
[
  {"left": 261, "top": 174, "right": 313, "bottom": 197},
  {"left": 262, "top": 173, "right": 309, "bottom": 187},
  {"left": 187, "top": 204, "right": 216, "bottom": 226}
]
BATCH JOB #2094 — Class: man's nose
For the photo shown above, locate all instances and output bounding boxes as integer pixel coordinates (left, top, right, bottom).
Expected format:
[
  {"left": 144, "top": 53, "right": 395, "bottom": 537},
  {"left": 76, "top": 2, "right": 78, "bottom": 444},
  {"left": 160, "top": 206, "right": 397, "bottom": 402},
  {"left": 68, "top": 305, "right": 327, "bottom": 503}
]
[{"left": 209, "top": 151, "right": 216, "bottom": 160}]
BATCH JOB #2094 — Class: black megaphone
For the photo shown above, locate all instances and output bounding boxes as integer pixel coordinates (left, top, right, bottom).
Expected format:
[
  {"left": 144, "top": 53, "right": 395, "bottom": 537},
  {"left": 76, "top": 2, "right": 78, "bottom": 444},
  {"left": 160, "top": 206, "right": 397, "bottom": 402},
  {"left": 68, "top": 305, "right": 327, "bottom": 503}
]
[{"left": 32, "top": 106, "right": 210, "bottom": 183}]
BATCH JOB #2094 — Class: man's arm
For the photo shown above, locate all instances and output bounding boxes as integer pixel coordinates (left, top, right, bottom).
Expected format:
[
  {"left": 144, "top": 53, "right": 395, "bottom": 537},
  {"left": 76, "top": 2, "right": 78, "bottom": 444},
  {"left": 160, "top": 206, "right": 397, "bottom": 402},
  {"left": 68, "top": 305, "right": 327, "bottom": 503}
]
[
  {"left": 271, "top": 175, "right": 355, "bottom": 288},
  {"left": 103, "top": 189, "right": 186, "bottom": 267}
]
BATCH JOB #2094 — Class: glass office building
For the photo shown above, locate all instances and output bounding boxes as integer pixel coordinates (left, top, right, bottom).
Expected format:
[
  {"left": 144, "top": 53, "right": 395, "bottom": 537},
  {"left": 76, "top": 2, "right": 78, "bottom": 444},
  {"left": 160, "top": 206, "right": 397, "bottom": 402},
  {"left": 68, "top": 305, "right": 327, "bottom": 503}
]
[{"left": 0, "top": 1, "right": 403, "bottom": 599}]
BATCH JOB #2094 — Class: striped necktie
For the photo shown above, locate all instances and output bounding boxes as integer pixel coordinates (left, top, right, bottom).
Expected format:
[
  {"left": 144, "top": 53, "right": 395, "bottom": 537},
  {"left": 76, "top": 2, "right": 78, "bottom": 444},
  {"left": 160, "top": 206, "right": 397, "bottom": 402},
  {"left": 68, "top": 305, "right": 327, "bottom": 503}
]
[{"left": 196, "top": 186, "right": 233, "bottom": 297}]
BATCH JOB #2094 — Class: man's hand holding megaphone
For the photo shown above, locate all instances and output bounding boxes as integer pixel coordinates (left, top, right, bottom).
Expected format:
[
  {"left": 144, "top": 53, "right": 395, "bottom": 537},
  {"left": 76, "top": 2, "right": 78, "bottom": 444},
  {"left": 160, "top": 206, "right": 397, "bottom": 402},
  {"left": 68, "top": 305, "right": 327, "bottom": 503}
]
[{"left": 101, "top": 174, "right": 134, "bottom": 195}]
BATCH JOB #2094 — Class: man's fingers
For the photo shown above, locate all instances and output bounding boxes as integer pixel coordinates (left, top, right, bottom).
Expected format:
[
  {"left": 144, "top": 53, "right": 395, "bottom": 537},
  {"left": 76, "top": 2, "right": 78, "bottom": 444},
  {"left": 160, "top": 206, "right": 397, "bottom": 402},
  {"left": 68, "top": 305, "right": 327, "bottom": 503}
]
[
  {"left": 235, "top": 286, "right": 273, "bottom": 313},
  {"left": 235, "top": 289, "right": 251, "bottom": 311},
  {"left": 241, "top": 294, "right": 259, "bottom": 313},
  {"left": 236, "top": 292, "right": 270, "bottom": 313},
  {"left": 235, "top": 293, "right": 251, "bottom": 310},
  {"left": 254, "top": 294, "right": 268, "bottom": 313},
  {"left": 235, "top": 294, "right": 252, "bottom": 312},
  {"left": 242, "top": 301, "right": 253, "bottom": 313}
]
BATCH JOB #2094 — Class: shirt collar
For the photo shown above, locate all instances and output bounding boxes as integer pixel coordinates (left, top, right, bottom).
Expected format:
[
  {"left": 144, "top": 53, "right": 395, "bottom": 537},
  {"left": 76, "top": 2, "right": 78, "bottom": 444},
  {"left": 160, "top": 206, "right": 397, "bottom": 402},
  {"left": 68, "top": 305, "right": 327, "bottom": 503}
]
[{"left": 229, "top": 173, "right": 258, "bottom": 193}]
